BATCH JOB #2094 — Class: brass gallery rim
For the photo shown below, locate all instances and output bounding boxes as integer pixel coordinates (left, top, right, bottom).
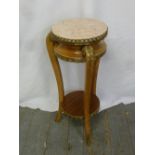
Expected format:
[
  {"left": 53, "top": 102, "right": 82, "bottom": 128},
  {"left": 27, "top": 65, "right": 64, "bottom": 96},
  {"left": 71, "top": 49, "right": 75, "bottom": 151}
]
[
  {"left": 62, "top": 108, "right": 99, "bottom": 119},
  {"left": 50, "top": 18, "right": 108, "bottom": 45},
  {"left": 50, "top": 31, "right": 108, "bottom": 45}
]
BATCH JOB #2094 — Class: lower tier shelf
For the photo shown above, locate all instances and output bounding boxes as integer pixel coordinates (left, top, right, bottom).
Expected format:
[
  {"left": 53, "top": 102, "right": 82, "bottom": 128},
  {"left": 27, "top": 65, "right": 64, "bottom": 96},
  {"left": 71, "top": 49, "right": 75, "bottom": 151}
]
[{"left": 62, "top": 91, "right": 100, "bottom": 119}]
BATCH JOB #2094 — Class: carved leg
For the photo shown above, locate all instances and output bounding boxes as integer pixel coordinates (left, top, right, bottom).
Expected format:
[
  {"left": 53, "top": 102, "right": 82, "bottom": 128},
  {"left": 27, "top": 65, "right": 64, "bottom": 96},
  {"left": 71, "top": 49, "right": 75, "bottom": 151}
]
[
  {"left": 46, "top": 34, "right": 64, "bottom": 122},
  {"left": 92, "top": 58, "right": 100, "bottom": 95},
  {"left": 83, "top": 46, "right": 96, "bottom": 144}
]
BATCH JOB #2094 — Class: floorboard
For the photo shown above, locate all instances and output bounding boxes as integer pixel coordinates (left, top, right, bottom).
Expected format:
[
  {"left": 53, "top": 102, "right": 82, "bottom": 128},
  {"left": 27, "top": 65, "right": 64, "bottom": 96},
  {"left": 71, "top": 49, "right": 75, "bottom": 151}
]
[
  {"left": 19, "top": 107, "right": 36, "bottom": 155},
  {"left": 67, "top": 118, "right": 84, "bottom": 155},
  {"left": 124, "top": 104, "right": 135, "bottom": 152},
  {"left": 45, "top": 113, "right": 69, "bottom": 155},
  {"left": 108, "top": 104, "right": 134, "bottom": 155},
  {"left": 20, "top": 109, "right": 52, "bottom": 155},
  {"left": 19, "top": 103, "right": 135, "bottom": 155}
]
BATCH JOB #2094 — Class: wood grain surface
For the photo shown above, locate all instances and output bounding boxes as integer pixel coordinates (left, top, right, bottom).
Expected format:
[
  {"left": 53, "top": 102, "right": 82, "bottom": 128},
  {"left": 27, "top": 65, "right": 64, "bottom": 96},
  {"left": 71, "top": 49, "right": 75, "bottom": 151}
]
[
  {"left": 54, "top": 41, "right": 106, "bottom": 62},
  {"left": 62, "top": 91, "right": 100, "bottom": 118}
]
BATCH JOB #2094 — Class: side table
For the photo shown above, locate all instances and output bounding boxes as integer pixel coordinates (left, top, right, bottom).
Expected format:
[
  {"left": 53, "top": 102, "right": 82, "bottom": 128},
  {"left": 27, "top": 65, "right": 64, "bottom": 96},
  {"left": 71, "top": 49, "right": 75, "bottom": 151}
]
[{"left": 46, "top": 18, "right": 108, "bottom": 144}]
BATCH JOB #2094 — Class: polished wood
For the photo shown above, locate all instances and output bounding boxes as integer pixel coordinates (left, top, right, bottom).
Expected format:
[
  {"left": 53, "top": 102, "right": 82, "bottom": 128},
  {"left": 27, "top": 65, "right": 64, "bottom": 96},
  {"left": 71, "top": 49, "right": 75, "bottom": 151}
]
[
  {"left": 46, "top": 39, "right": 104, "bottom": 144},
  {"left": 46, "top": 38, "right": 104, "bottom": 144},
  {"left": 83, "top": 45, "right": 97, "bottom": 144},
  {"left": 62, "top": 91, "right": 99, "bottom": 118},
  {"left": 46, "top": 34, "right": 64, "bottom": 122},
  {"left": 46, "top": 18, "right": 108, "bottom": 144},
  {"left": 54, "top": 42, "right": 106, "bottom": 62},
  {"left": 92, "top": 58, "right": 100, "bottom": 94}
]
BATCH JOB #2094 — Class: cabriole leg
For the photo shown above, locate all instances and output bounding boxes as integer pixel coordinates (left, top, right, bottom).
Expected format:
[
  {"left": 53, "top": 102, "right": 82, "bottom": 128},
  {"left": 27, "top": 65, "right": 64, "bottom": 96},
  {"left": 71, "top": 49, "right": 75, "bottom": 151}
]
[
  {"left": 83, "top": 46, "right": 96, "bottom": 144},
  {"left": 92, "top": 58, "right": 100, "bottom": 95},
  {"left": 46, "top": 34, "right": 64, "bottom": 122}
]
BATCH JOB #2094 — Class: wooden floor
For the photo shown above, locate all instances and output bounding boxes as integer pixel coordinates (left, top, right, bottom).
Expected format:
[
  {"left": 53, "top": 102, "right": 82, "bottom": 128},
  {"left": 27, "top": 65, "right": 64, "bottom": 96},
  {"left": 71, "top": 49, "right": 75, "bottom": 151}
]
[{"left": 20, "top": 103, "right": 135, "bottom": 155}]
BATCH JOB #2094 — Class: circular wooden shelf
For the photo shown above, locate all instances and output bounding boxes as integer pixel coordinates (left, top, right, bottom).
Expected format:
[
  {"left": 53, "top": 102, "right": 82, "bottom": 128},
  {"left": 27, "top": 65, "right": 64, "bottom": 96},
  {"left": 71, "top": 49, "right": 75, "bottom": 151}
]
[
  {"left": 62, "top": 91, "right": 100, "bottom": 119},
  {"left": 54, "top": 41, "right": 106, "bottom": 62}
]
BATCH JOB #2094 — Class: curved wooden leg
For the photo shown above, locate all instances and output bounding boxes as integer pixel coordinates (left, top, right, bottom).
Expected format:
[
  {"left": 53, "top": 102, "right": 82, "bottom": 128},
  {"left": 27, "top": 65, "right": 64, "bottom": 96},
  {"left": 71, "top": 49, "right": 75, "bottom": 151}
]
[
  {"left": 92, "top": 58, "right": 100, "bottom": 95},
  {"left": 83, "top": 46, "right": 96, "bottom": 144},
  {"left": 46, "top": 34, "right": 64, "bottom": 122}
]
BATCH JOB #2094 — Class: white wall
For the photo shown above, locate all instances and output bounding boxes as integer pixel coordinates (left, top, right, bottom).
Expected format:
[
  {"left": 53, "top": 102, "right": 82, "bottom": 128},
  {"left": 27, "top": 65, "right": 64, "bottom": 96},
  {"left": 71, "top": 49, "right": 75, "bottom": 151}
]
[{"left": 19, "top": 0, "right": 135, "bottom": 112}]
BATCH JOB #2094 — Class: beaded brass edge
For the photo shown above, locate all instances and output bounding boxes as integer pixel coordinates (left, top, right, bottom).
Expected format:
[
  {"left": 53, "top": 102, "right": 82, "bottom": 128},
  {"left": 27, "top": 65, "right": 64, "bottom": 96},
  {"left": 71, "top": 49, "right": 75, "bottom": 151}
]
[
  {"left": 54, "top": 49, "right": 106, "bottom": 62},
  {"left": 50, "top": 29, "right": 108, "bottom": 46},
  {"left": 61, "top": 107, "right": 99, "bottom": 119}
]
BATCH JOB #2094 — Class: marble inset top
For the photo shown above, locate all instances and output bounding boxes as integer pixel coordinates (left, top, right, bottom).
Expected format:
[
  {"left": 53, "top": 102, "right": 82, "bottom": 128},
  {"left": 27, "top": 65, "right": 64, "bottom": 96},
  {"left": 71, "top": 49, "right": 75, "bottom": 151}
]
[{"left": 51, "top": 19, "right": 108, "bottom": 40}]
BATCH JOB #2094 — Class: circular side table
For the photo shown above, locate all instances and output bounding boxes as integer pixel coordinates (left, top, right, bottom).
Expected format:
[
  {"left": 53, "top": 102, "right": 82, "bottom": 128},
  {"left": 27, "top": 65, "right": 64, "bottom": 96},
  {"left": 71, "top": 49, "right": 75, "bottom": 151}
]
[{"left": 46, "top": 19, "right": 108, "bottom": 144}]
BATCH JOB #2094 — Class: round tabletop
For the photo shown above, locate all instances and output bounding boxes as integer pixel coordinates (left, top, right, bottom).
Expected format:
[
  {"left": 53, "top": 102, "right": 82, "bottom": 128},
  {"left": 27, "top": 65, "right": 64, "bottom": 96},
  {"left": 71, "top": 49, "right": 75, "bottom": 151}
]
[{"left": 51, "top": 18, "right": 108, "bottom": 45}]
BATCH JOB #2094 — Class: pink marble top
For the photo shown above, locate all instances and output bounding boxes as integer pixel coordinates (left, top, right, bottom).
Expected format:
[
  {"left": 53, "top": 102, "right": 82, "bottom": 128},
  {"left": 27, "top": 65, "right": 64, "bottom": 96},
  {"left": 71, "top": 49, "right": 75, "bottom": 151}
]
[{"left": 52, "top": 18, "right": 108, "bottom": 40}]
